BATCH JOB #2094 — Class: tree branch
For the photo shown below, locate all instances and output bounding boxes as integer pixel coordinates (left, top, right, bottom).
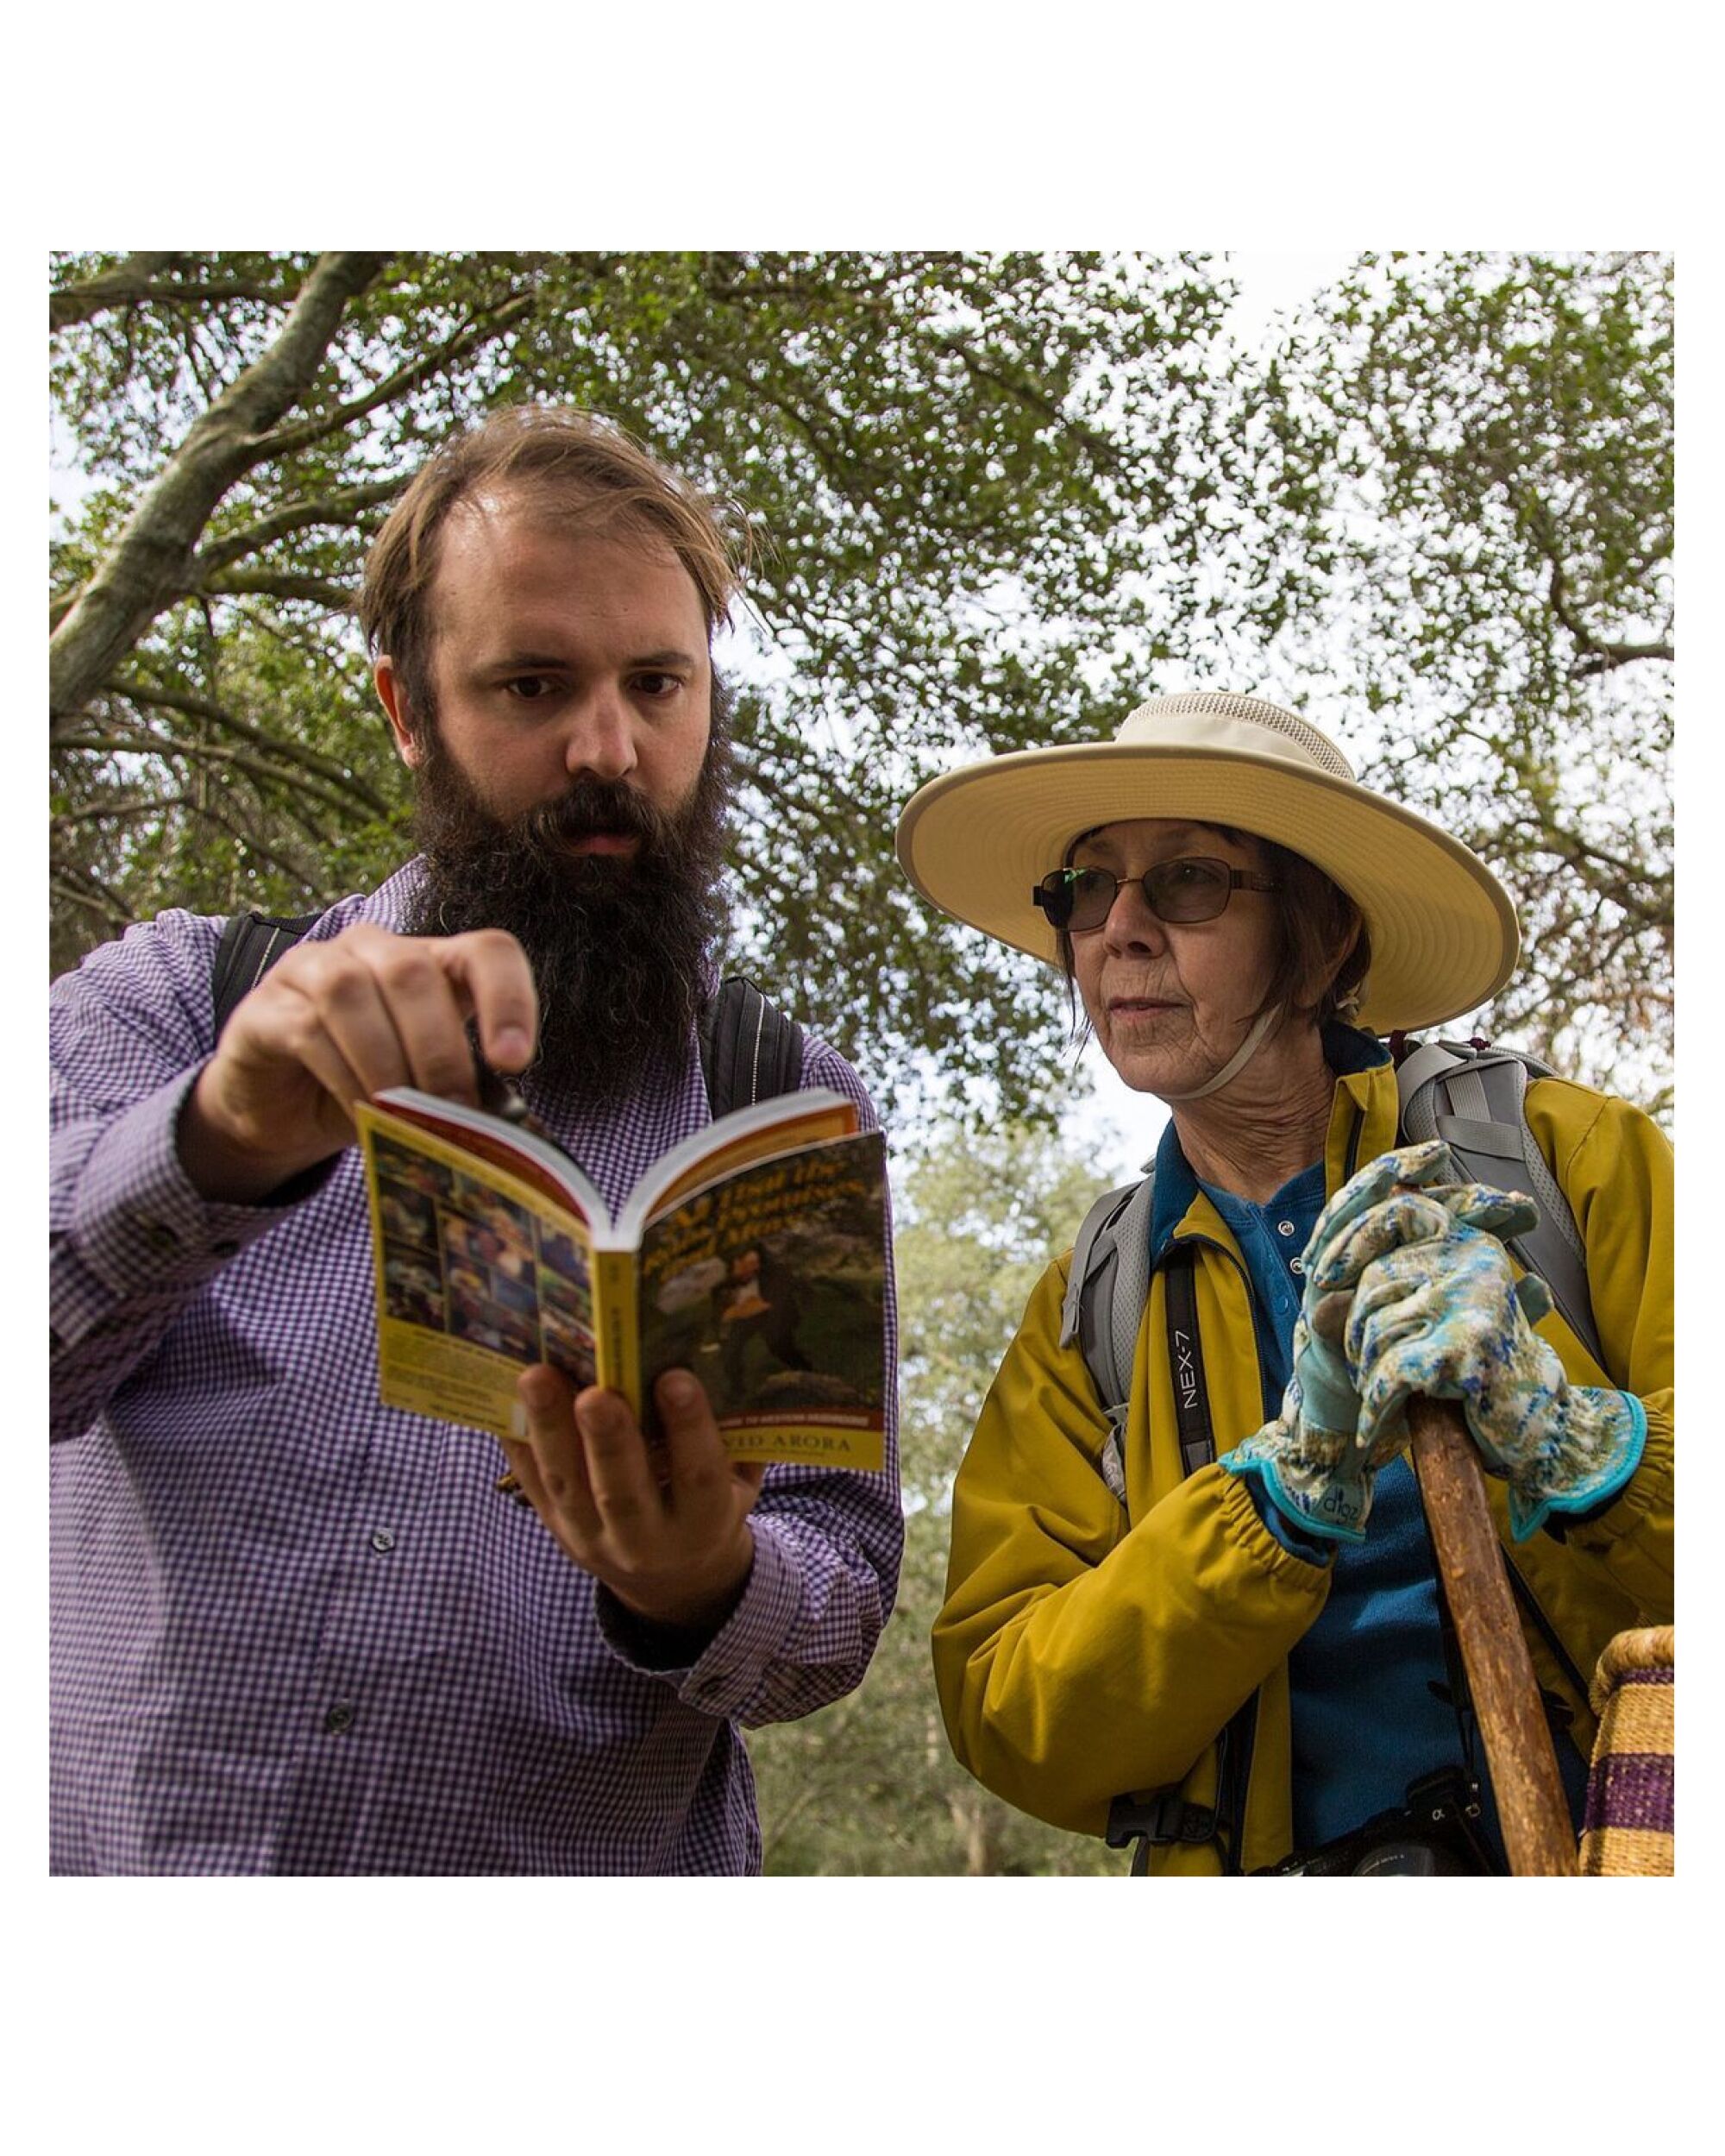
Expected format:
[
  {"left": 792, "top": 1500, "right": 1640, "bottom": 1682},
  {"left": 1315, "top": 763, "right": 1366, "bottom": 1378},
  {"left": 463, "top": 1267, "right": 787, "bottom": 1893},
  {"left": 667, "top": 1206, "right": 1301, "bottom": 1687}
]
[
  {"left": 111, "top": 678, "right": 395, "bottom": 815},
  {"left": 254, "top": 290, "right": 536, "bottom": 463},
  {"left": 1544, "top": 536, "right": 1674, "bottom": 676},
  {"left": 193, "top": 478, "right": 406, "bottom": 576},
  {"left": 936, "top": 334, "right": 1123, "bottom": 474},
  {"left": 50, "top": 860, "right": 133, "bottom": 927},
  {"left": 51, "top": 255, "right": 287, "bottom": 331},
  {"left": 199, "top": 570, "right": 355, "bottom": 610},
  {"left": 52, "top": 792, "right": 194, "bottom": 828},
  {"left": 50, "top": 253, "right": 178, "bottom": 331},
  {"left": 50, "top": 251, "right": 392, "bottom": 739}
]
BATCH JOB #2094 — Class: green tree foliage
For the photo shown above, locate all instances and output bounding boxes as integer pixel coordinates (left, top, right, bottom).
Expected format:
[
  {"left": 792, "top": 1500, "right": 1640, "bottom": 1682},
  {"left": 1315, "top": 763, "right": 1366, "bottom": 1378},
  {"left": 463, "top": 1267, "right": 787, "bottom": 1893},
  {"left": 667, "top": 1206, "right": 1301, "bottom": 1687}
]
[
  {"left": 49, "top": 249, "right": 1238, "bottom": 1118},
  {"left": 750, "top": 1118, "right": 1120, "bottom": 1874},
  {"left": 1238, "top": 253, "right": 1672, "bottom": 1110},
  {"left": 50, "top": 249, "right": 1673, "bottom": 1116}
]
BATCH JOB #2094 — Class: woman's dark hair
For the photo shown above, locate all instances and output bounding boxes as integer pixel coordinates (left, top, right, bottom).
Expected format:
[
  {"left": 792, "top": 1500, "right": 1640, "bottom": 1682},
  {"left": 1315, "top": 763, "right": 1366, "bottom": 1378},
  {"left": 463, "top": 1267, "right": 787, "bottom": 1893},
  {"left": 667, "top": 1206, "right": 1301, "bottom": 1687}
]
[{"left": 1056, "top": 822, "right": 1373, "bottom": 1040}]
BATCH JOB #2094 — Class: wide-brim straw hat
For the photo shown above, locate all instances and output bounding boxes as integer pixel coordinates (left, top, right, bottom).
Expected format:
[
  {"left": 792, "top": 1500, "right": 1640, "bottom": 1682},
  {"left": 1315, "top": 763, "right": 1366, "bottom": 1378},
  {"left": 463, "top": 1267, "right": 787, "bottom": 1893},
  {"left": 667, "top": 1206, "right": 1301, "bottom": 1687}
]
[{"left": 894, "top": 690, "right": 1520, "bottom": 1034}]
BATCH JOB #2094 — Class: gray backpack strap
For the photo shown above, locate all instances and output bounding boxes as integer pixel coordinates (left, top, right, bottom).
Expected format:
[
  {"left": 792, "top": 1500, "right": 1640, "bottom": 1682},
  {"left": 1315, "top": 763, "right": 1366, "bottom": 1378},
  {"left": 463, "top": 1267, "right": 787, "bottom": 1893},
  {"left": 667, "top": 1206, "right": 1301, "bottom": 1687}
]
[
  {"left": 1396, "top": 1038, "right": 1603, "bottom": 1370},
  {"left": 1061, "top": 1172, "right": 1157, "bottom": 1505}
]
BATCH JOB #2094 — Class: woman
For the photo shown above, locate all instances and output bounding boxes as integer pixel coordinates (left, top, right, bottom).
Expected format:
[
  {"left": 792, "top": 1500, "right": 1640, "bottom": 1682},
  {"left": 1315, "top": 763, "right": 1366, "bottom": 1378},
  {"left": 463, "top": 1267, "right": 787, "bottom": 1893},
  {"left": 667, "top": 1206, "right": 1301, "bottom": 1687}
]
[{"left": 895, "top": 690, "right": 1672, "bottom": 1875}]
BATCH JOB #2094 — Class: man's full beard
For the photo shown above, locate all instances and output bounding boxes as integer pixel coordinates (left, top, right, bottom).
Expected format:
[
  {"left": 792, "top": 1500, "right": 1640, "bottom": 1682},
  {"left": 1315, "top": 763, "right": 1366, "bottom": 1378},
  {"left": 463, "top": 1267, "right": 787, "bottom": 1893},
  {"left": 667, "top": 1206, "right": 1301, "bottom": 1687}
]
[{"left": 403, "top": 721, "right": 732, "bottom": 1110}]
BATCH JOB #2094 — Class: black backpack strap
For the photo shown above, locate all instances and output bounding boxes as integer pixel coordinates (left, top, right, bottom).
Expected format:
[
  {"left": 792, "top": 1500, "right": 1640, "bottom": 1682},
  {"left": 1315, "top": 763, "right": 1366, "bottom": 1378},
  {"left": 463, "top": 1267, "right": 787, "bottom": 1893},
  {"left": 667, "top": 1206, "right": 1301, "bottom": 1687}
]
[
  {"left": 1103, "top": 1235, "right": 1248, "bottom": 1872},
  {"left": 210, "top": 909, "right": 323, "bottom": 1037},
  {"left": 698, "top": 974, "right": 805, "bottom": 1118}
]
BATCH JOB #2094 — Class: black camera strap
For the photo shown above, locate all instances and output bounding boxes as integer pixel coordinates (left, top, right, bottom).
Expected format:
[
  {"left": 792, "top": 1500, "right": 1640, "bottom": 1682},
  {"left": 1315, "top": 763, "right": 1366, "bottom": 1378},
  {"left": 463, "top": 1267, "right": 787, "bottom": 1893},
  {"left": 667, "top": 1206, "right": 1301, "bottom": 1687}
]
[
  {"left": 1163, "top": 1247, "right": 1217, "bottom": 1479},
  {"left": 1107, "top": 1248, "right": 1261, "bottom": 1873}
]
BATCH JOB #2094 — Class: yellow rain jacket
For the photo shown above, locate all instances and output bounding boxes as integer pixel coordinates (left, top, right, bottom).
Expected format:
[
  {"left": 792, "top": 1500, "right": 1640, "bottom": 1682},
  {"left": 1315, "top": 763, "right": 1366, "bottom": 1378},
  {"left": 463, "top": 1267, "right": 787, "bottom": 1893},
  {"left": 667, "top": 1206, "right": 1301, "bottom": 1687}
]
[{"left": 932, "top": 1049, "right": 1673, "bottom": 1875}]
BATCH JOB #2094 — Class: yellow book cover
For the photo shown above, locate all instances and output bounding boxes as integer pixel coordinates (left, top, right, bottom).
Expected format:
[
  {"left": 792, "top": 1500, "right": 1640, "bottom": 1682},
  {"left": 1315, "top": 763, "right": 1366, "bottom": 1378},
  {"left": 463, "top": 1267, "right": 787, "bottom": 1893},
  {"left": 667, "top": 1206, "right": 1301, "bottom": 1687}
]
[{"left": 353, "top": 1087, "right": 888, "bottom": 1470}]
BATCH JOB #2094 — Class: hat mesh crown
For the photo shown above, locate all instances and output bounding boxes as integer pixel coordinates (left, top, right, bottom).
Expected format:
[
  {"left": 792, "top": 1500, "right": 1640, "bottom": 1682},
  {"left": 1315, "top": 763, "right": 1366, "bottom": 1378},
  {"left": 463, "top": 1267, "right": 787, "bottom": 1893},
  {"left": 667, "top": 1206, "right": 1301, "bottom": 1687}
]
[{"left": 1129, "top": 690, "right": 1356, "bottom": 782}]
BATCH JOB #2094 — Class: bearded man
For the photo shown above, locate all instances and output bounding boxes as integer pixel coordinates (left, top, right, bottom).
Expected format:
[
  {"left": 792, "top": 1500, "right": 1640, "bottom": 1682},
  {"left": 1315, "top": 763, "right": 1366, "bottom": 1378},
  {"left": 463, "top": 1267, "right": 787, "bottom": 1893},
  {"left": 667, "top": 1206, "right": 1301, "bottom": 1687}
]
[{"left": 49, "top": 406, "right": 902, "bottom": 1875}]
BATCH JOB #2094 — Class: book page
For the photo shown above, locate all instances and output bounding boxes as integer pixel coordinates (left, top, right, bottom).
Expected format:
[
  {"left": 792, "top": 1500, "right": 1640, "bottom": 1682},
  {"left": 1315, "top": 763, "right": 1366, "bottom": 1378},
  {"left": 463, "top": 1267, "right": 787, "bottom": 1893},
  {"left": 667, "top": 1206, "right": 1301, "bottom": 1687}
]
[
  {"left": 354, "top": 1101, "right": 604, "bottom": 1439},
  {"left": 620, "top": 1088, "right": 858, "bottom": 1239},
  {"left": 637, "top": 1128, "right": 888, "bottom": 1470},
  {"left": 367, "top": 1088, "right": 608, "bottom": 1229}
]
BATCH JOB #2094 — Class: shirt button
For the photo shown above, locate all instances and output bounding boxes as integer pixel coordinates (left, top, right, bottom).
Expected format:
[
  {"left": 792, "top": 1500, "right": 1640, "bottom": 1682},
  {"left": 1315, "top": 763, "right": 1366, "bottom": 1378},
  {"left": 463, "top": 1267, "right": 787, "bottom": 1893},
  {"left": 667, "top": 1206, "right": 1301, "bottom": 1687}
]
[
  {"left": 370, "top": 1530, "right": 396, "bottom": 1555},
  {"left": 323, "top": 1702, "right": 354, "bottom": 1735},
  {"left": 1290, "top": 1257, "right": 1306, "bottom": 1275},
  {"left": 1276, "top": 1221, "right": 1297, "bottom": 1237}
]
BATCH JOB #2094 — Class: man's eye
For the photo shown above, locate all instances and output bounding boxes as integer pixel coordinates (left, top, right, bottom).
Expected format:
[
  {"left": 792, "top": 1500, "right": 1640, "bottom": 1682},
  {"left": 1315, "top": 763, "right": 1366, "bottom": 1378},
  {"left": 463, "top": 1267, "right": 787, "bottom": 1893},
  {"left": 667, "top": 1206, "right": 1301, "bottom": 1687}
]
[
  {"left": 633, "top": 672, "right": 682, "bottom": 698},
  {"left": 505, "top": 676, "right": 557, "bottom": 701}
]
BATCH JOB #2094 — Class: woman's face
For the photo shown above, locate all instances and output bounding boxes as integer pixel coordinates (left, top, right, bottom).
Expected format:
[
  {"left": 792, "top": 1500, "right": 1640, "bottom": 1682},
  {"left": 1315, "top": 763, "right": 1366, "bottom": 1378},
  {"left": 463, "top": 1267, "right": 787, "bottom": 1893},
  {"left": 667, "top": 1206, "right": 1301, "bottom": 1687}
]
[{"left": 1068, "top": 818, "right": 1282, "bottom": 1097}]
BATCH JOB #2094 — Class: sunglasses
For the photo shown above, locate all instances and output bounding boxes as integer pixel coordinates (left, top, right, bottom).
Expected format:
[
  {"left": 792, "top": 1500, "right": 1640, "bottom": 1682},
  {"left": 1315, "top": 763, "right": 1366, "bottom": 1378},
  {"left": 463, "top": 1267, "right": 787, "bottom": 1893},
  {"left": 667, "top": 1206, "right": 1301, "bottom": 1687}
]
[{"left": 1032, "top": 856, "right": 1280, "bottom": 933}]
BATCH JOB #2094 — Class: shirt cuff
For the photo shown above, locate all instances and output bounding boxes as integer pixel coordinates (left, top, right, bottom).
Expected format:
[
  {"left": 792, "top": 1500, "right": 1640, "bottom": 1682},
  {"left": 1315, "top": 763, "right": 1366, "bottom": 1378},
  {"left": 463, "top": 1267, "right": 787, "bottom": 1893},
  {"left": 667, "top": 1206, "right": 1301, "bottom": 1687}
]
[
  {"left": 595, "top": 1518, "right": 803, "bottom": 1717},
  {"left": 53, "top": 1065, "right": 334, "bottom": 1348}
]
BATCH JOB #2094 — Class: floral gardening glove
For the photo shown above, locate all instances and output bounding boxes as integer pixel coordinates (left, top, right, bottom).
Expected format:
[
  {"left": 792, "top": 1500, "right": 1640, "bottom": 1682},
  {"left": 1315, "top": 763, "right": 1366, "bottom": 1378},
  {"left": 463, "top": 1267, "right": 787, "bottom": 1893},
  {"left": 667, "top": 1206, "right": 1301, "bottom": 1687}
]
[
  {"left": 1222, "top": 1328, "right": 1379, "bottom": 1544},
  {"left": 1330, "top": 1217, "right": 1646, "bottom": 1543},
  {"left": 1223, "top": 1141, "right": 1547, "bottom": 1544}
]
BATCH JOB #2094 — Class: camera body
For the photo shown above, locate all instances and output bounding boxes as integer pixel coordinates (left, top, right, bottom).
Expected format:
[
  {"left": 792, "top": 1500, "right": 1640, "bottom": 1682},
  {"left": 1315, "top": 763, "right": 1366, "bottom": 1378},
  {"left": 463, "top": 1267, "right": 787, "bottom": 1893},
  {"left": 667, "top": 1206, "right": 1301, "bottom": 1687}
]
[{"left": 1256, "top": 1766, "right": 1501, "bottom": 1876}]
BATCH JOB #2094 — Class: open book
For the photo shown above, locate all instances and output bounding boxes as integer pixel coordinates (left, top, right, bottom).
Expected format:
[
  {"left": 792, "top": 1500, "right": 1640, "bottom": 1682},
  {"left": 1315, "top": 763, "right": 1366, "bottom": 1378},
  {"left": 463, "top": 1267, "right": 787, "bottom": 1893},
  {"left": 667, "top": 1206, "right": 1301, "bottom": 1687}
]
[{"left": 352, "top": 1086, "right": 888, "bottom": 1470}]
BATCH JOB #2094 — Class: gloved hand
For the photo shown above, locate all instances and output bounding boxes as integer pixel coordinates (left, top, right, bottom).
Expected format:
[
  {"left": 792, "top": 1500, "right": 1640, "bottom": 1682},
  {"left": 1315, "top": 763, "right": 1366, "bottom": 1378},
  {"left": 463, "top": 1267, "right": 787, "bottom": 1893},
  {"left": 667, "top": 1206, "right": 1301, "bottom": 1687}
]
[
  {"left": 1223, "top": 1141, "right": 1532, "bottom": 1543},
  {"left": 1332, "top": 1217, "right": 1646, "bottom": 1542},
  {"left": 1222, "top": 1325, "right": 1380, "bottom": 1543}
]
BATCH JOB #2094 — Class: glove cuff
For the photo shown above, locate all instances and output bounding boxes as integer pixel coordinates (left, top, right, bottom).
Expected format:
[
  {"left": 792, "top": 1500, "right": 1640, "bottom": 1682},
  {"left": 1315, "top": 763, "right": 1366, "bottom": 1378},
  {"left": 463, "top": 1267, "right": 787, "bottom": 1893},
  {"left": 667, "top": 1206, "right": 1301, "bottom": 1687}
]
[
  {"left": 1505, "top": 1390, "right": 1647, "bottom": 1542},
  {"left": 1221, "top": 1442, "right": 1370, "bottom": 1545}
]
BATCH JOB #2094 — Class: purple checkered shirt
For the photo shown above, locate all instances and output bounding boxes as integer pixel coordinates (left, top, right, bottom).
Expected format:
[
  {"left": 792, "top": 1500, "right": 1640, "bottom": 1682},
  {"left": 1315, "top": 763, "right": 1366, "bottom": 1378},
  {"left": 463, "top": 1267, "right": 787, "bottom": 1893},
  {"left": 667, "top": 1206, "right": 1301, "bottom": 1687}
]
[{"left": 50, "top": 865, "right": 902, "bottom": 1874}]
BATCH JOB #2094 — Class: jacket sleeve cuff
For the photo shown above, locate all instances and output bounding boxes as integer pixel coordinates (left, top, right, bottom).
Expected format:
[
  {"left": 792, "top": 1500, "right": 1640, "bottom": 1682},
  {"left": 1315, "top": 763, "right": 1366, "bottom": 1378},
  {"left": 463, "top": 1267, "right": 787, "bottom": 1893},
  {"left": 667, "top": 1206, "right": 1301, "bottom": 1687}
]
[
  {"left": 1214, "top": 1464, "right": 1336, "bottom": 1587},
  {"left": 1558, "top": 1397, "right": 1669, "bottom": 1553}
]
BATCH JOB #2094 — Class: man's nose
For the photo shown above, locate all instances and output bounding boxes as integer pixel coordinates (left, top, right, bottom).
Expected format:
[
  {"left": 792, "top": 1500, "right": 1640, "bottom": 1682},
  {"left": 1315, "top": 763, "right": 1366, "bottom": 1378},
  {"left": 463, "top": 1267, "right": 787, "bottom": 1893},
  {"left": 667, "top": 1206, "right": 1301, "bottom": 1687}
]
[{"left": 561, "top": 689, "right": 637, "bottom": 784}]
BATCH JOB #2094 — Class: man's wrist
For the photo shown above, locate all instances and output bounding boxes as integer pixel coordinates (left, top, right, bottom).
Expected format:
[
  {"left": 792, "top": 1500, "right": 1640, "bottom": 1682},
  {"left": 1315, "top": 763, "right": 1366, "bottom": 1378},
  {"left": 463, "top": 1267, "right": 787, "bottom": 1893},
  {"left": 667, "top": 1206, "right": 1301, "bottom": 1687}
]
[
  {"left": 606, "top": 1533, "right": 756, "bottom": 1637},
  {"left": 177, "top": 1067, "right": 336, "bottom": 1204},
  {"left": 602, "top": 1538, "right": 756, "bottom": 1669}
]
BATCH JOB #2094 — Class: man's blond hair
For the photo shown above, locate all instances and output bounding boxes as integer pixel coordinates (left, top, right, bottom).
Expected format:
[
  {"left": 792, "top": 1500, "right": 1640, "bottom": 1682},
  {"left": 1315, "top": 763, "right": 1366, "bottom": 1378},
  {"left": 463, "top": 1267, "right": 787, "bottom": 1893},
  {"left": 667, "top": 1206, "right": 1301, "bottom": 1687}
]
[{"left": 360, "top": 405, "right": 746, "bottom": 732}]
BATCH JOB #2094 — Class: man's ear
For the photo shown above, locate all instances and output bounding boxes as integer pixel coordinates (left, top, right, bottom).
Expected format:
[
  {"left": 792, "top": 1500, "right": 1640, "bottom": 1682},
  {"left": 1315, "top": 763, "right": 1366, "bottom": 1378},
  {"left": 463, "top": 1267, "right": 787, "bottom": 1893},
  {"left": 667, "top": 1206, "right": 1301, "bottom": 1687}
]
[{"left": 374, "top": 657, "right": 424, "bottom": 769}]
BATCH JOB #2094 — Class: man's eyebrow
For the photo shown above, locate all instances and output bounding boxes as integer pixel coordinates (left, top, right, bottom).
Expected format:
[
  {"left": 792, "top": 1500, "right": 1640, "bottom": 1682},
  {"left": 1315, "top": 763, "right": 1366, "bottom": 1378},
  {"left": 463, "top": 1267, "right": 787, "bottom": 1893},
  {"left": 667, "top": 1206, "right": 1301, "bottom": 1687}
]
[{"left": 478, "top": 647, "right": 702, "bottom": 671}]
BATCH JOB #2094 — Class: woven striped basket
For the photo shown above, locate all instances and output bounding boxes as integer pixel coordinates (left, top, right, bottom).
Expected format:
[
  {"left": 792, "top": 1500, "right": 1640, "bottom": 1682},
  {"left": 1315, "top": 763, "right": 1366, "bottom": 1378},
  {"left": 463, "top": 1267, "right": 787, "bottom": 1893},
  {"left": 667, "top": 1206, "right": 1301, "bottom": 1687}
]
[{"left": 1579, "top": 1625, "right": 1674, "bottom": 1876}]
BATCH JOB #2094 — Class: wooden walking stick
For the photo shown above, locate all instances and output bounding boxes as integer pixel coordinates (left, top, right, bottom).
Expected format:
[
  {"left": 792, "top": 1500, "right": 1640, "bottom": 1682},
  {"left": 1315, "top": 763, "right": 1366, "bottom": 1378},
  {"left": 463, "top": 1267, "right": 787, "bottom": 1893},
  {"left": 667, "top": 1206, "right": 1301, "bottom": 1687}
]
[
  {"left": 1406, "top": 1398, "right": 1578, "bottom": 1876},
  {"left": 1309, "top": 1288, "right": 1578, "bottom": 1875}
]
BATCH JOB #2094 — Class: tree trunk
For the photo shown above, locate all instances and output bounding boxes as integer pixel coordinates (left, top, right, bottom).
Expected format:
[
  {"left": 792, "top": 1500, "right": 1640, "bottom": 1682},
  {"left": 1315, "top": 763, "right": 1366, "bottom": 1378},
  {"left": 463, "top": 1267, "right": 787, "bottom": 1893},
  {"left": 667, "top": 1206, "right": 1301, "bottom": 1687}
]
[
  {"left": 950, "top": 1787, "right": 1005, "bottom": 1876},
  {"left": 49, "top": 252, "right": 391, "bottom": 740}
]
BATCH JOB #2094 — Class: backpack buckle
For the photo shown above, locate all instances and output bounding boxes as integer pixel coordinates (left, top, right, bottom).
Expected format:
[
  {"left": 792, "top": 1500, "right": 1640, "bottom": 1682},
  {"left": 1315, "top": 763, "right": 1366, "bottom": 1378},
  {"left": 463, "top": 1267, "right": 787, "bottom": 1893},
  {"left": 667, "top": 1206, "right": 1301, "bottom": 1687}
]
[{"left": 1106, "top": 1788, "right": 1217, "bottom": 1850}]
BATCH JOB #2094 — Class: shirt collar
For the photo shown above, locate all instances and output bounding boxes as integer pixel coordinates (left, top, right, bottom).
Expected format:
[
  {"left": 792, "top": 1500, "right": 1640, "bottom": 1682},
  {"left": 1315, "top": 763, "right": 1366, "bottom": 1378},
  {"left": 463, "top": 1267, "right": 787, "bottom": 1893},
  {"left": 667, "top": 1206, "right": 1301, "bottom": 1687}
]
[{"left": 1147, "top": 1021, "right": 1389, "bottom": 1262}]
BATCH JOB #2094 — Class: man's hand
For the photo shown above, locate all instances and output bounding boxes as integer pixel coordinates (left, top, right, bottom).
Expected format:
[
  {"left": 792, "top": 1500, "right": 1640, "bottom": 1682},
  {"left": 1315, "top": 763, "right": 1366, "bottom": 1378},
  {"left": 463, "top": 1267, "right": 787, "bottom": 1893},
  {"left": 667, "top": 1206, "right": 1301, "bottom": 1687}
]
[
  {"left": 179, "top": 923, "right": 538, "bottom": 1204},
  {"left": 504, "top": 1365, "right": 762, "bottom": 1634}
]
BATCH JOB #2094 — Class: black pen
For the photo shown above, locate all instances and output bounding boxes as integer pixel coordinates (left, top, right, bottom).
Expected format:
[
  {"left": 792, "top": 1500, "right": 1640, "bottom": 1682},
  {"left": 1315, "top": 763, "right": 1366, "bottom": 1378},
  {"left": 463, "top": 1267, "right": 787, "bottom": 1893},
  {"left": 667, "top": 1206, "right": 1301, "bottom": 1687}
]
[{"left": 473, "top": 1055, "right": 547, "bottom": 1136}]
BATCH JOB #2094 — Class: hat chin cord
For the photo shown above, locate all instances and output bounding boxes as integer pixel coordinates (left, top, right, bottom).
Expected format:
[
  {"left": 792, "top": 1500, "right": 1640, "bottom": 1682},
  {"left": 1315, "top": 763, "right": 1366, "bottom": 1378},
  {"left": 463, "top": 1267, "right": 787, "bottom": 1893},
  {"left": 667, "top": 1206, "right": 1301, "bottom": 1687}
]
[{"left": 1157, "top": 1003, "right": 1284, "bottom": 1103}]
